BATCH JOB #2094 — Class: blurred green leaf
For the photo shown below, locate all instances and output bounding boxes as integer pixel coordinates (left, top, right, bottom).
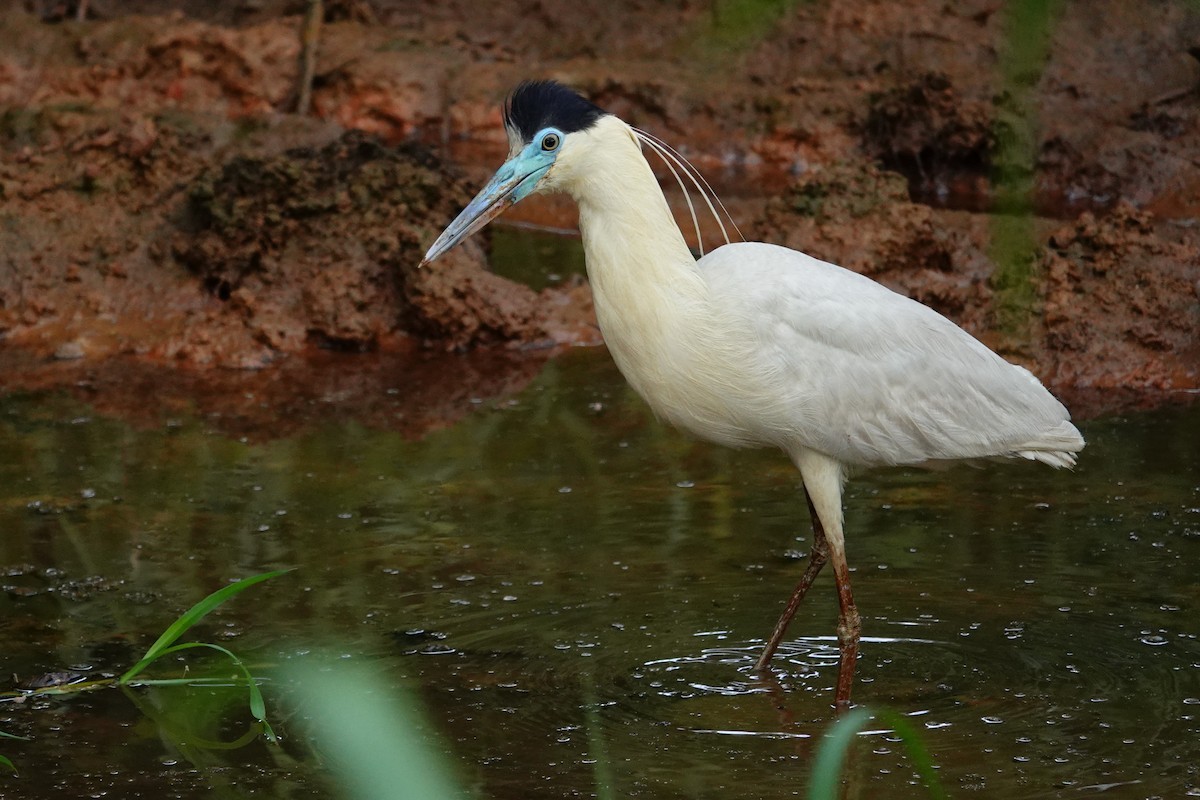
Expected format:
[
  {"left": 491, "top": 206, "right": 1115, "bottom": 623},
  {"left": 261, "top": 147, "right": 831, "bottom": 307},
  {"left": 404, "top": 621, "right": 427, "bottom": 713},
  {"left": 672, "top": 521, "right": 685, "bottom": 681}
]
[
  {"left": 808, "top": 706, "right": 946, "bottom": 800},
  {"left": 808, "top": 706, "right": 872, "bottom": 799},
  {"left": 287, "top": 658, "right": 471, "bottom": 800}
]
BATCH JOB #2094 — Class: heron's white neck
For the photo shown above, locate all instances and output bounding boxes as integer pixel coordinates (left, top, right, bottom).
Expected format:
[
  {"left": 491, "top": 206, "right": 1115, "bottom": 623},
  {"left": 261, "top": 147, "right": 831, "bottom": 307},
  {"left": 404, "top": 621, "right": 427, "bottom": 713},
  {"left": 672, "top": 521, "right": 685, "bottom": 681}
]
[
  {"left": 553, "top": 116, "right": 708, "bottom": 339},
  {"left": 542, "top": 115, "right": 719, "bottom": 421}
]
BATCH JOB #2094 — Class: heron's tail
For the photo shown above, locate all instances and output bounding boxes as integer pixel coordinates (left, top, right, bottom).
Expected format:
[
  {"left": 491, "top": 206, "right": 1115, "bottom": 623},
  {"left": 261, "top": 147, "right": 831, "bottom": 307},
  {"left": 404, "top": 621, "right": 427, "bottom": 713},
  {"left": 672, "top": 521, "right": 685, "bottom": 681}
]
[{"left": 1013, "top": 421, "right": 1086, "bottom": 469}]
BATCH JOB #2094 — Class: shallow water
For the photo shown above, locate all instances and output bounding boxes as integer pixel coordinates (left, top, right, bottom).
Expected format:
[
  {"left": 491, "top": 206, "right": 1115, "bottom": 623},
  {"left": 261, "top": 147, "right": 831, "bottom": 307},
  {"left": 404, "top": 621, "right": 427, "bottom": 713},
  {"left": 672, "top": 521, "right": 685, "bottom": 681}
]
[{"left": 2, "top": 315, "right": 1199, "bottom": 798}]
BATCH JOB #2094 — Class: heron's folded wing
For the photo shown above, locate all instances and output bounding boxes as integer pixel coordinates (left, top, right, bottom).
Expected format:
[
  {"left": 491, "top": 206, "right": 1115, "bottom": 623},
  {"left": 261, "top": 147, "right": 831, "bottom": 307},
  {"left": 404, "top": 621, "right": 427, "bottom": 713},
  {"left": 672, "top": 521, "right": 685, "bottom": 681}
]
[{"left": 701, "top": 242, "right": 1083, "bottom": 468}]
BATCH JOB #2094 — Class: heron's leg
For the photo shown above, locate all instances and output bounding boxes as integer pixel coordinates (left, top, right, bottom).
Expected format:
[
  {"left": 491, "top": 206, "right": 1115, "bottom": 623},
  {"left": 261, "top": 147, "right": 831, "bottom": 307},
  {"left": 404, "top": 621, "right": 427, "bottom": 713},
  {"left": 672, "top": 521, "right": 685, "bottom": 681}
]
[
  {"left": 790, "top": 450, "right": 860, "bottom": 710},
  {"left": 828, "top": 540, "right": 861, "bottom": 711},
  {"left": 754, "top": 489, "right": 829, "bottom": 671}
]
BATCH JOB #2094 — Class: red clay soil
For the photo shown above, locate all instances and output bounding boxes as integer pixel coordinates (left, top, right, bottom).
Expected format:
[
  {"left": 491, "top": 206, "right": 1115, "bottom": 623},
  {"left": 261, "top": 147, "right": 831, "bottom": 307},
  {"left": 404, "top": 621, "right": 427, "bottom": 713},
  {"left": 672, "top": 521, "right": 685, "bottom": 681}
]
[{"left": 0, "top": 0, "right": 1197, "bottom": 429}]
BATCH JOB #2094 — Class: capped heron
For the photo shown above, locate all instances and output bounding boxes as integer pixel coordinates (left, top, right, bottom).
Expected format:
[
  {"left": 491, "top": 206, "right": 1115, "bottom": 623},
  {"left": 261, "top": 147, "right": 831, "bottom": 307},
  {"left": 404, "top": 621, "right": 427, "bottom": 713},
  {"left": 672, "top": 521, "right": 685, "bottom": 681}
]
[{"left": 422, "top": 80, "right": 1084, "bottom": 708}]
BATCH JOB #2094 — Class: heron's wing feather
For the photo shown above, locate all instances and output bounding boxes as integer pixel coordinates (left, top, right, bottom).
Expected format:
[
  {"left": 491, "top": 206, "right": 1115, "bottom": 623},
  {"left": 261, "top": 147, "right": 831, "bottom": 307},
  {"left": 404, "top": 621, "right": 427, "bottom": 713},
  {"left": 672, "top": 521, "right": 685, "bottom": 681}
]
[{"left": 698, "top": 242, "right": 1084, "bottom": 468}]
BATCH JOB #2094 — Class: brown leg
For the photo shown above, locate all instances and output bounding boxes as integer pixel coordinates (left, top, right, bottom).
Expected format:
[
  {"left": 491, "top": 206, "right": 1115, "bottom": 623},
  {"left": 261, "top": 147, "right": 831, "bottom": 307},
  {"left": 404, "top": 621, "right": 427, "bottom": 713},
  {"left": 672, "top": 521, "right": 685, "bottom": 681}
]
[
  {"left": 787, "top": 450, "right": 860, "bottom": 709},
  {"left": 754, "top": 489, "right": 829, "bottom": 671},
  {"left": 830, "top": 551, "right": 861, "bottom": 711}
]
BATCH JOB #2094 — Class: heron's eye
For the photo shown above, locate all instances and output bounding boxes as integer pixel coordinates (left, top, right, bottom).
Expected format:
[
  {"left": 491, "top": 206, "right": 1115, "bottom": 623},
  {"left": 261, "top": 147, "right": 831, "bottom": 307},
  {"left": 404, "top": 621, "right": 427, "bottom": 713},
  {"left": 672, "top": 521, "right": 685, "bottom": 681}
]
[{"left": 540, "top": 132, "right": 560, "bottom": 152}]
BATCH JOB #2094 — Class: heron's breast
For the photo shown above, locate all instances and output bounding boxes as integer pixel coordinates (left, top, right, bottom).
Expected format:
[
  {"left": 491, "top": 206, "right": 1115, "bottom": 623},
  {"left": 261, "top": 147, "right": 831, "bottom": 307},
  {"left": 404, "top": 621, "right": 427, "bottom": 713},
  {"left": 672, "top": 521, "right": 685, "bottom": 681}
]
[{"left": 592, "top": 287, "right": 787, "bottom": 450}]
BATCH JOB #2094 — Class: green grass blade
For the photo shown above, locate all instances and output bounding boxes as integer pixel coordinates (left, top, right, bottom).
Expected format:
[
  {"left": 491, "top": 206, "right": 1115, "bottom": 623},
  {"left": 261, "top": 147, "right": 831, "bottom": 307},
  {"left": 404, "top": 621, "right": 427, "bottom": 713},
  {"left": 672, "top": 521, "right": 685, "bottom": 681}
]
[
  {"left": 119, "top": 677, "right": 235, "bottom": 687},
  {"left": 119, "top": 569, "right": 289, "bottom": 685},
  {"left": 808, "top": 706, "right": 947, "bottom": 800},
  {"left": 143, "top": 641, "right": 278, "bottom": 743},
  {"left": 0, "top": 731, "right": 25, "bottom": 775},
  {"left": 119, "top": 684, "right": 268, "bottom": 753}
]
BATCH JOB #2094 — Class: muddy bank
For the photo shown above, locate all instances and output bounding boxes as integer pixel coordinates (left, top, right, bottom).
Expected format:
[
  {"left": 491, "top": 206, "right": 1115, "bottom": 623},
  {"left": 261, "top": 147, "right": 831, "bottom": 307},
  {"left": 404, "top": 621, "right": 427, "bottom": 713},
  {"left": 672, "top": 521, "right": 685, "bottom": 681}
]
[
  {"left": 0, "top": 94, "right": 594, "bottom": 368},
  {"left": 0, "top": 0, "right": 1197, "bottom": 419},
  {"left": 0, "top": 5, "right": 597, "bottom": 373},
  {"left": 169, "top": 130, "right": 594, "bottom": 362}
]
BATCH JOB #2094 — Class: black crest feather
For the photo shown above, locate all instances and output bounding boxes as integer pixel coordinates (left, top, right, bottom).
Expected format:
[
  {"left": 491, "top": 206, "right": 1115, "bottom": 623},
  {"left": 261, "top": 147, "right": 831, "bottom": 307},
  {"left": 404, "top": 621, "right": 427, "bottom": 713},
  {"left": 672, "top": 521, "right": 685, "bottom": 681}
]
[{"left": 503, "top": 80, "right": 606, "bottom": 144}]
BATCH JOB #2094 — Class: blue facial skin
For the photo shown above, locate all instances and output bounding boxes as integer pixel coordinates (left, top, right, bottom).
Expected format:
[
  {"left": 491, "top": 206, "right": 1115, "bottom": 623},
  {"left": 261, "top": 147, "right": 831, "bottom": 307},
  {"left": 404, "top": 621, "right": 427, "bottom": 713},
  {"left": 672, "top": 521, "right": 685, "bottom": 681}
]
[
  {"left": 421, "top": 127, "right": 564, "bottom": 265},
  {"left": 509, "top": 127, "right": 563, "bottom": 201}
]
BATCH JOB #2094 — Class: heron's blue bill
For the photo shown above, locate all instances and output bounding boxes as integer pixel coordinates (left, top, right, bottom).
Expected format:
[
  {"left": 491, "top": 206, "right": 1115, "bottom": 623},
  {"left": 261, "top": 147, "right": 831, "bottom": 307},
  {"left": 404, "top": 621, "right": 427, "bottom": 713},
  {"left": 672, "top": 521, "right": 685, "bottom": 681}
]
[{"left": 420, "top": 155, "right": 552, "bottom": 266}]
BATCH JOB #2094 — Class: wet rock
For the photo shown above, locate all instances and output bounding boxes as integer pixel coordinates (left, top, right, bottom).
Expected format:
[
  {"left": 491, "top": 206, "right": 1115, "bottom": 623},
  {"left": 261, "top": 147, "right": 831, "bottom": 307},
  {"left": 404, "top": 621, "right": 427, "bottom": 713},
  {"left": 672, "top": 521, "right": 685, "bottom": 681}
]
[
  {"left": 52, "top": 575, "right": 121, "bottom": 601},
  {"left": 18, "top": 671, "right": 89, "bottom": 690}
]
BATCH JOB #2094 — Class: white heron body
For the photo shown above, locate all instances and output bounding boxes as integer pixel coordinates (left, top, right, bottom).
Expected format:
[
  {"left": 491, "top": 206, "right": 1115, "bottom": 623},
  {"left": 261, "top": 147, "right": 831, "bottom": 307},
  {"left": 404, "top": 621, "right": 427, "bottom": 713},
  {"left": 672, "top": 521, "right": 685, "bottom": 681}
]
[
  {"left": 564, "top": 116, "right": 1082, "bottom": 470},
  {"left": 423, "top": 82, "right": 1084, "bottom": 706}
]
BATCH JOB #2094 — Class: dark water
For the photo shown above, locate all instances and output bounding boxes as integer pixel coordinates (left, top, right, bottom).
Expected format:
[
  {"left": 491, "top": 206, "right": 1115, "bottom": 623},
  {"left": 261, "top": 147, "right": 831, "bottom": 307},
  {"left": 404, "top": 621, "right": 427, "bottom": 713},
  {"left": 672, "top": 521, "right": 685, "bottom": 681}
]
[{"left": 2, "top": 334, "right": 1199, "bottom": 798}]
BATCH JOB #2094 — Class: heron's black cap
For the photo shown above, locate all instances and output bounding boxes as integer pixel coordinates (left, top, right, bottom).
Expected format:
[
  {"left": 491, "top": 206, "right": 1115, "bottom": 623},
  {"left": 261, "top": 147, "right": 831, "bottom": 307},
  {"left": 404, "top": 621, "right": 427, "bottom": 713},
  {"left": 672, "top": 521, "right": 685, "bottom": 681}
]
[{"left": 503, "top": 81, "right": 606, "bottom": 144}]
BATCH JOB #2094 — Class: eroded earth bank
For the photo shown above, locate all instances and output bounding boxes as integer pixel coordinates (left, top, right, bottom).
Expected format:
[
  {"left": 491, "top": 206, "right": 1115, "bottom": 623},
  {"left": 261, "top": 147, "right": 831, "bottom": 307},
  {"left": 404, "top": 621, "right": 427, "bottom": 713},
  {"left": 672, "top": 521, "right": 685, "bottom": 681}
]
[{"left": 1, "top": 0, "right": 1197, "bottom": 429}]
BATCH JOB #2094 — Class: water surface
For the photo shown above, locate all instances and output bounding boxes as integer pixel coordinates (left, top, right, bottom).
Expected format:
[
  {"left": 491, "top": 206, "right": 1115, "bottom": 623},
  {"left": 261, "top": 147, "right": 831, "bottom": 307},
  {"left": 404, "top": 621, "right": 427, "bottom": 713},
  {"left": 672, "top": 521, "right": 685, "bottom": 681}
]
[{"left": 1, "top": 328, "right": 1198, "bottom": 799}]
